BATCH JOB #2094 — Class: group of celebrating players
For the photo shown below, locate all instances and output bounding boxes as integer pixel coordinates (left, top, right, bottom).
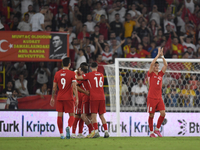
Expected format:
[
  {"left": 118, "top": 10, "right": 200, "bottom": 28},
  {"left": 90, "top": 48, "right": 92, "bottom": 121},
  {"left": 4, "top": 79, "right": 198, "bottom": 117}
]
[
  {"left": 50, "top": 57, "right": 109, "bottom": 139},
  {"left": 50, "top": 47, "right": 168, "bottom": 139}
]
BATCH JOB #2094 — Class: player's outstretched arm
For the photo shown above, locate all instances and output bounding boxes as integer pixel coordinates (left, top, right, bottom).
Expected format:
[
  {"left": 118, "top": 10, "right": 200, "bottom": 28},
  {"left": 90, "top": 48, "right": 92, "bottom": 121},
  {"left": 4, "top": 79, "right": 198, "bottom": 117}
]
[
  {"left": 149, "top": 47, "right": 161, "bottom": 73},
  {"left": 160, "top": 48, "right": 168, "bottom": 73},
  {"left": 72, "top": 82, "right": 79, "bottom": 107},
  {"left": 50, "top": 82, "right": 57, "bottom": 107}
]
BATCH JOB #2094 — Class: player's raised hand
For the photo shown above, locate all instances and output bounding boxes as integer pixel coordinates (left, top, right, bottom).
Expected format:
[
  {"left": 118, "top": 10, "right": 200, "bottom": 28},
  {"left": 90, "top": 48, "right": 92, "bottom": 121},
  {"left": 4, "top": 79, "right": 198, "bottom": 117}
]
[
  {"left": 157, "top": 47, "right": 161, "bottom": 56},
  {"left": 160, "top": 47, "right": 164, "bottom": 56},
  {"left": 50, "top": 98, "right": 55, "bottom": 107}
]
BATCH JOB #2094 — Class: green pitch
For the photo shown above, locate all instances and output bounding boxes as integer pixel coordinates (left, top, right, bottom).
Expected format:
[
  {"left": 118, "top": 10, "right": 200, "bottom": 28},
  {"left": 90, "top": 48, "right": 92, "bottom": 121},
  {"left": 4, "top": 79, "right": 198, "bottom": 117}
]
[{"left": 0, "top": 137, "right": 199, "bottom": 150}]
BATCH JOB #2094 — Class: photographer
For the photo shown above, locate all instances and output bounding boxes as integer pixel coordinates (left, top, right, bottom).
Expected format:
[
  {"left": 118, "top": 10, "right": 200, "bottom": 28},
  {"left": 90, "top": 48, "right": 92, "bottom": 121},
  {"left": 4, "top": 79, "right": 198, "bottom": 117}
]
[
  {"left": 6, "top": 89, "right": 19, "bottom": 110},
  {"left": 31, "top": 62, "right": 51, "bottom": 88}
]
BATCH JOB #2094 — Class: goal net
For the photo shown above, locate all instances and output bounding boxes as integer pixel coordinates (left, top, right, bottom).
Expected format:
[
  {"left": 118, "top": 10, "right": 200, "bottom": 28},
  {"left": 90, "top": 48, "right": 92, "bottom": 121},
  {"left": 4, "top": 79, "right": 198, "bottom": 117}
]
[{"left": 104, "top": 58, "right": 200, "bottom": 136}]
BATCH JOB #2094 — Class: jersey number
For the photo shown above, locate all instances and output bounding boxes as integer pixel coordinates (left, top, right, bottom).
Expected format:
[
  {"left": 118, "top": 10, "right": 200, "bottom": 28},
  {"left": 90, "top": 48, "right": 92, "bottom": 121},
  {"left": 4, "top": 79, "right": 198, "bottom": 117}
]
[
  {"left": 157, "top": 80, "right": 160, "bottom": 85},
  {"left": 61, "top": 78, "right": 66, "bottom": 89},
  {"left": 94, "top": 77, "right": 103, "bottom": 88}
]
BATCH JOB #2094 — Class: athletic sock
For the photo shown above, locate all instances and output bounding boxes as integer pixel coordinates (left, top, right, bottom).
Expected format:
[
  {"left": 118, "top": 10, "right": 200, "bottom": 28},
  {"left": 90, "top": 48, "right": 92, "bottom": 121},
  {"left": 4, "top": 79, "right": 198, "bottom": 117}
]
[
  {"left": 156, "top": 116, "right": 165, "bottom": 129},
  {"left": 72, "top": 118, "right": 79, "bottom": 134},
  {"left": 87, "top": 124, "right": 93, "bottom": 134},
  {"left": 57, "top": 116, "right": 63, "bottom": 134},
  {"left": 148, "top": 116, "right": 153, "bottom": 132},
  {"left": 68, "top": 116, "right": 75, "bottom": 128},
  {"left": 103, "top": 123, "right": 108, "bottom": 132},
  {"left": 78, "top": 119, "right": 84, "bottom": 134},
  {"left": 93, "top": 123, "right": 98, "bottom": 131}
]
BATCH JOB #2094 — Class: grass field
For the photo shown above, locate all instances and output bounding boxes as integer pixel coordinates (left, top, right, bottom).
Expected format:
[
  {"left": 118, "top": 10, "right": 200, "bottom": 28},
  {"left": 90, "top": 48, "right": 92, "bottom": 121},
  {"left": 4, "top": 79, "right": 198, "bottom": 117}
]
[{"left": 1, "top": 137, "right": 200, "bottom": 150}]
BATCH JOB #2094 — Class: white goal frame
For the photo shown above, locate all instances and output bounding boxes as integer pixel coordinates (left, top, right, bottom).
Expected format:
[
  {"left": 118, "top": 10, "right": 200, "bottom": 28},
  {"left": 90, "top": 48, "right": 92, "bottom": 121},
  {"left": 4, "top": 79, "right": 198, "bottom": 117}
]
[{"left": 115, "top": 58, "right": 200, "bottom": 137}]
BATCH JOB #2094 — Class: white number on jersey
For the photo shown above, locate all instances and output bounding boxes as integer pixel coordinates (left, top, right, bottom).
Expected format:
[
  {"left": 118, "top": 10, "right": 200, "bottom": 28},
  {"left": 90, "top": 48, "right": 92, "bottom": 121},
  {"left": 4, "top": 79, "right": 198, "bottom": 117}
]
[
  {"left": 94, "top": 77, "right": 103, "bottom": 88},
  {"left": 157, "top": 80, "right": 160, "bottom": 85},
  {"left": 61, "top": 78, "right": 66, "bottom": 89}
]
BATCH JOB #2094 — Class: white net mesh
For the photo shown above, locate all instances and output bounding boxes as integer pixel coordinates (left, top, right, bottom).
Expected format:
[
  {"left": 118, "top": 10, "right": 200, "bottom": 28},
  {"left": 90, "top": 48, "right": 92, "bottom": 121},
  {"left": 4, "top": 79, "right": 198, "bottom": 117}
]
[{"left": 104, "top": 59, "right": 200, "bottom": 112}]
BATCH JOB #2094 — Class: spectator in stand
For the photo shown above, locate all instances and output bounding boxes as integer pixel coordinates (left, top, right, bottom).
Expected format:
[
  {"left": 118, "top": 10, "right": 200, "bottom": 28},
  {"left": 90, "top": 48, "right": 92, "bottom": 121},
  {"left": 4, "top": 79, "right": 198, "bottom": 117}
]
[
  {"left": 164, "top": 24, "right": 178, "bottom": 40},
  {"left": 172, "top": 37, "right": 184, "bottom": 58},
  {"left": 180, "top": 35, "right": 196, "bottom": 53},
  {"left": 17, "top": 14, "right": 31, "bottom": 31},
  {"left": 23, "top": 5, "right": 35, "bottom": 23},
  {"left": 96, "top": 54, "right": 107, "bottom": 75},
  {"left": 141, "top": 6, "right": 149, "bottom": 20},
  {"left": 149, "top": 19, "right": 161, "bottom": 37},
  {"left": 181, "top": 84, "right": 196, "bottom": 107},
  {"left": 137, "top": 43, "right": 150, "bottom": 58},
  {"left": 5, "top": 89, "right": 18, "bottom": 110},
  {"left": 49, "top": 0, "right": 58, "bottom": 16},
  {"left": 155, "top": 29, "right": 165, "bottom": 45},
  {"left": 14, "top": 62, "right": 27, "bottom": 75},
  {"left": 83, "top": 37, "right": 95, "bottom": 53},
  {"left": 2, "top": 81, "right": 13, "bottom": 98},
  {"left": 166, "top": 89, "right": 179, "bottom": 107},
  {"left": 131, "top": 79, "right": 148, "bottom": 106},
  {"left": 21, "top": 0, "right": 33, "bottom": 16},
  {"left": 6, "top": 67, "right": 18, "bottom": 83},
  {"left": 15, "top": 73, "right": 29, "bottom": 96},
  {"left": 164, "top": 14, "right": 176, "bottom": 34},
  {"left": 78, "top": 0, "right": 92, "bottom": 23},
  {"left": 85, "top": 45, "right": 95, "bottom": 61},
  {"left": 148, "top": 41, "right": 158, "bottom": 58},
  {"left": 110, "top": 38, "right": 123, "bottom": 57},
  {"left": 31, "top": 62, "right": 51, "bottom": 88},
  {"left": 52, "top": 62, "right": 62, "bottom": 78},
  {"left": 12, "top": 0, "right": 21, "bottom": 13},
  {"left": 121, "top": 81, "right": 129, "bottom": 106},
  {"left": 10, "top": 16, "right": 19, "bottom": 31},
  {"left": 57, "top": 0, "right": 70, "bottom": 15},
  {"left": 148, "top": 4, "right": 162, "bottom": 25},
  {"left": 136, "top": 20, "right": 151, "bottom": 40},
  {"left": 123, "top": 37, "right": 132, "bottom": 58},
  {"left": 90, "top": 25, "right": 100, "bottom": 44},
  {"left": 131, "top": 31, "right": 141, "bottom": 49},
  {"left": 124, "top": 13, "right": 136, "bottom": 38},
  {"left": 36, "top": 83, "right": 50, "bottom": 99},
  {"left": 0, "top": 16, "right": 10, "bottom": 30},
  {"left": 69, "top": 0, "right": 78, "bottom": 23},
  {"left": 55, "top": 5, "right": 66, "bottom": 24},
  {"left": 72, "top": 5, "right": 83, "bottom": 34},
  {"left": 93, "top": 1, "right": 107, "bottom": 23},
  {"left": 189, "top": 74, "right": 198, "bottom": 90},
  {"left": 58, "top": 14, "right": 71, "bottom": 30},
  {"left": 30, "top": 7, "right": 47, "bottom": 31},
  {"left": 97, "top": 15, "right": 110, "bottom": 40},
  {"left": 185, "top": 23, "right": 196, "bottom": 43},
  {"left": 185, "top": 0, "right": 195, "bottom": 14},
  {"left": 74, "top": 47, "right": 87, "bottom": 69},
  {"left": 108, "top": 2, "right": 117, "bottom": 23},
  {"left": 126, "top": 46, "right": 140, "bottom": 58},
  {"left": 107, "top": 32, "right": 120, "bottom": 46},
  {"left": 77, "top": 24, "right": 90, "bottom": 41},
  {"left": 110, "top": 13, "right": 123, "bottom": 40},
  {"left": 45, "top": 25, "right": 52, "bottom": 31},
  {"left": 142, "top": 36, "right": 150, "bottom": 51},
  {"left": 43, "top": 5, "right": 53, "bottom": 28},
  {"left": 115, "top": 0, "right": 126, "bottom": 23},
  {"left": 128, "top": 3, "right": 141, "bottom": 19},
  {"left": 84, "top": 14, "right": 96, "bottom": 35}
]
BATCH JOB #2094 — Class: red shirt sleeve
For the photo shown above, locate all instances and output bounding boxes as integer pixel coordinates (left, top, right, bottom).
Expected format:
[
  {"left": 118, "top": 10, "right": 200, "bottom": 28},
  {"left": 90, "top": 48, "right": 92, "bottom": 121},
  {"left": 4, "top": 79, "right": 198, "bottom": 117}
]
[
  {"left": 147, "top": 71, "right": 153, "bottom": 77},
  {"left": 159, "top": 70, "right": 164, "bottom": 77}
]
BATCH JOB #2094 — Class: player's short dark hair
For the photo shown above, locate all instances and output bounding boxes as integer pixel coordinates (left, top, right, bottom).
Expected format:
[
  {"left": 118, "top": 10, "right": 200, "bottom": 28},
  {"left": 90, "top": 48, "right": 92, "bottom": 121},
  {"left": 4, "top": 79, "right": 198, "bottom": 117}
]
[
  {"left": 80, "top": 65, "right": 88, "bottom": 74},
  {"left": 91, "top": 62, "right": 98, "bottom": 68},
  {"left": 155, "top": 61, "right": 159, "bottom": 64},
  {"left": 80, "top": 62, "right": 88, "bottom": 68},
  {"left": 62, "top": 57, "right": 71, "bottom": 67}
]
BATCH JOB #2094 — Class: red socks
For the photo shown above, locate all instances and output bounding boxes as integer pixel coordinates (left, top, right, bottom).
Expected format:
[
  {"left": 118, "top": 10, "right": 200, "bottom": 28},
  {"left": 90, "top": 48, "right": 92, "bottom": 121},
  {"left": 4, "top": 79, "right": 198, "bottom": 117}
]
[
  {"left": 103, "top": 124, "right": 108, "bottom": 131},
  {"left": 93, "top": 123, "right": 98, "bottom": 131},
  {"left": 57, "top": 116, "right": 63, "bottom": 134},
  {"left": 157, "top": 116, "right": 165, "bottom": 129},
  {"left": 79, "top": 119, "right": 84, "bottom": 134},
  {"left": 72, "top": 117, "right": 79, "bottom": 133},
  {"left": 148, "top": 116, "right": 153, "bottom": 132},
  {"left": 87, "top": 123, "right": 93, "bottom": 134},
  {"left": 68, "top": 116, "right": 75, "bottom": 128}
]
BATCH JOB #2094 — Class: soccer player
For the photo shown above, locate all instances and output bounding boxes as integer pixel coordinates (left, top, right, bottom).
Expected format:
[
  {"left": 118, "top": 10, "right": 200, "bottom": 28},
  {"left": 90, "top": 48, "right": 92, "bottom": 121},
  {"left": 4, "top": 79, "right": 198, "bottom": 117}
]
[
  {"left": 147, "top": 47, "right": 167, "bottom": 138},
  {"left": 76, "top": 62, "right": 109, "bottom": 138},
  {"left": 72, "top": 63, "right": 89, "bottom": 138},
  {"left": 50, "top": 57, "right": 79, "bottom": 139}
]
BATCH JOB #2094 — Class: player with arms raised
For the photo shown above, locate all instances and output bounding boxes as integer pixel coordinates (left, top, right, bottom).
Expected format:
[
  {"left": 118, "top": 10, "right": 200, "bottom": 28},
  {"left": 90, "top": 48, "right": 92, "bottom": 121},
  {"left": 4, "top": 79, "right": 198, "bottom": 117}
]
[
  {"left": 50, "top": 57, "right": 79, "bottom": 139},
  {"left": 147, "top": 47, "right": 167, "bottom": 138},
  {"left": 76, "top": 62, "right": 109, "bottom": 138}
]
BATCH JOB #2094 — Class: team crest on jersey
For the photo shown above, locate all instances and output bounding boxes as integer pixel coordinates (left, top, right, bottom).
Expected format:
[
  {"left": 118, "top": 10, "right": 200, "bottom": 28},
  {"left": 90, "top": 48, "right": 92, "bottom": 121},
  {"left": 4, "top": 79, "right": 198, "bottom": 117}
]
[{"left": 158, "top": 76, "right": 162, "bottom": 80}]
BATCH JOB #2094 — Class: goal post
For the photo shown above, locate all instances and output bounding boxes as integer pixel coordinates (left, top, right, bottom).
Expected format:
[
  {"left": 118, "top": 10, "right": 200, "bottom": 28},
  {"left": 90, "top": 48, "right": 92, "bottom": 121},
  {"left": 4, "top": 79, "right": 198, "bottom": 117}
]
[{"left": 104, "top": 58, "right": 200, "bottom": 137}]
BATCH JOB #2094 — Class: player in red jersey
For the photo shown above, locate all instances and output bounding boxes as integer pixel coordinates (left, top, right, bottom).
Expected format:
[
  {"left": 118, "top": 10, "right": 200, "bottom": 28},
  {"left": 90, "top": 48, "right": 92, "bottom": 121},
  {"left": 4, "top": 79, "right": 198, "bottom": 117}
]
[
  {"left": 76, "top": 62, "right": 109, "bottom": 138},
  {"left": 147, "top": 47, "right": 168, "bottom": 138},
  {"left": 50, "top": 57, "right": 78, "bottom": 139},
  {"left": 71, "top": 63, "right": 89, "bottom": 138}
]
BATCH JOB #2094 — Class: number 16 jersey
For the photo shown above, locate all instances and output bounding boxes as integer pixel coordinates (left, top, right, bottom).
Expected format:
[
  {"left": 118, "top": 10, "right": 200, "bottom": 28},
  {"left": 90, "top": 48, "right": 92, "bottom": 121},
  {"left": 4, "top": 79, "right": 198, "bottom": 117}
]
[
  {"left": 82, "top": 71, "right": 105, "bottom": 101},
  {"left": 147, "top": 71, "right": 164, "bottom": 99},
  {"left": 54, "top": 69, "right": 76, "bottom": 100}
]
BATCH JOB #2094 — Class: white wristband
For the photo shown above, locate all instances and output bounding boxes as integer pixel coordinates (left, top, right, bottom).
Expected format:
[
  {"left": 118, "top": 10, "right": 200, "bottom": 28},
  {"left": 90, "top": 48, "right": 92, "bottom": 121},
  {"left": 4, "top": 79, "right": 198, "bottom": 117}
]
[{"left": 161, "top": 56, "right": 164, "bottom": 58}]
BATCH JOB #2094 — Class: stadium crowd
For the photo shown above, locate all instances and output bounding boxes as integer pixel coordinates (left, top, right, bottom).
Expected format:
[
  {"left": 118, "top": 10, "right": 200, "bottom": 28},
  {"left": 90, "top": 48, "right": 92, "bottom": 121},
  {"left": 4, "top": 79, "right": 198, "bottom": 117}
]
[{"left": 1, "top": 0, "right": 200, "bottom": 108}]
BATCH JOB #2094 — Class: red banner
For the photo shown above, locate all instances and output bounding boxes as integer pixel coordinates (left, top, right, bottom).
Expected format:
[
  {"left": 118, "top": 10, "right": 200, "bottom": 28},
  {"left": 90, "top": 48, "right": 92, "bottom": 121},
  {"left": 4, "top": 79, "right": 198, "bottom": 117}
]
[
  {"left": 18, "top": 95, "right": 56, "bottom": 110},
  {"left": 0, "top": 31, "right": 69, "bottom": 62}
]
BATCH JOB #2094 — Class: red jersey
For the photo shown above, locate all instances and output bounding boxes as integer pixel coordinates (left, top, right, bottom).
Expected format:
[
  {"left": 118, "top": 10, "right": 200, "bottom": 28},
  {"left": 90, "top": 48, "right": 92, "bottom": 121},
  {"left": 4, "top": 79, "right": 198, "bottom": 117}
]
[
  {"left": 82, "top": 71, "right": 105, "bottom": 101},
  {"left": 60, "top": 0, "right": 69, "bottom": 14},
  {"left": 77, "top": 32, "right": 90, "bottom": 40},
  {"left": 126, "top": 52, "right": 140, "bottom": 58},
  {"left": 147, "top": 71, "right": 164, "bottom": 99},
  {"left": 79, "top": 79, "right": 90, "bottom": 103},
  {"left": 138, "top": 49, "right": 150, "bottom": 58},
  {"left": 49, "top": 3, "right": 58, "bottom": 16},
  {"left": 54, "top": 69, "right": 76, "bottom": 100}
]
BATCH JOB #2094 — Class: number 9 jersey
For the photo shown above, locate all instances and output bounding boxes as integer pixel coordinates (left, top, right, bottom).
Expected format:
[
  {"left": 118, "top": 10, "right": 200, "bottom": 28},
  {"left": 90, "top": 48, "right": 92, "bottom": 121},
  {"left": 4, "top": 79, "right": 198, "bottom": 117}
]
[
  {"left": 54, "top": 69, "right": 76, "bottom": 100},
  {"left": 147, "top": 70, "right": 164, "bottom": 99},
  {"left": 82, "top": 71, "right": 105, "bottom": 101}
]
